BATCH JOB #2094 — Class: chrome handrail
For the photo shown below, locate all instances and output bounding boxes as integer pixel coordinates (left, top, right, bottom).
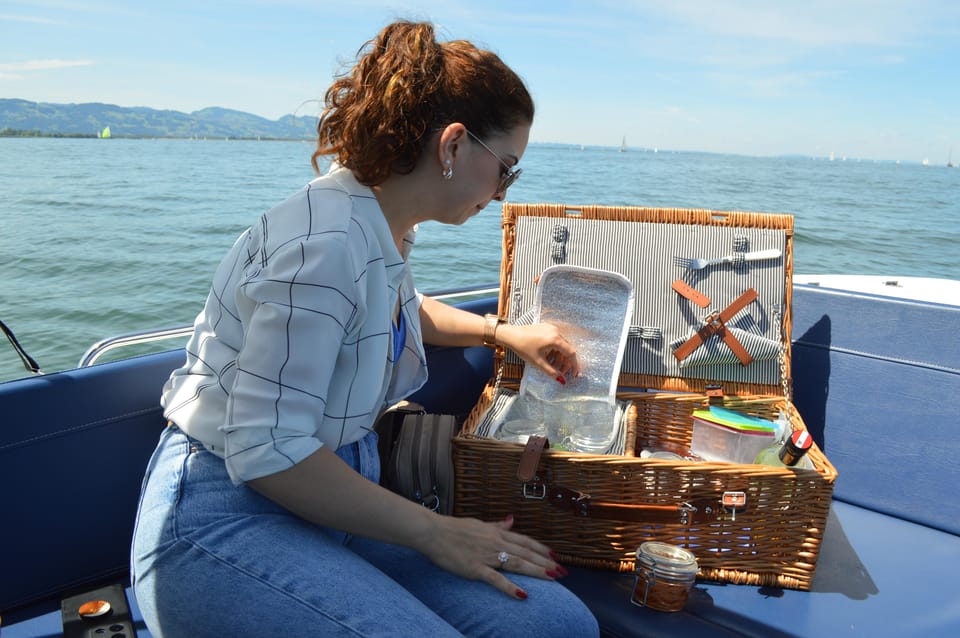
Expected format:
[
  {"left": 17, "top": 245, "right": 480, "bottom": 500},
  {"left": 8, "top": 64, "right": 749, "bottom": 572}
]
[
  {"left": 77, "top": 283, "right": 500, "bottom": 367},
  {"left": 78, "top": 325, "right": 195, "bottom": 367},
  {"left": 426, "top": 283, "right": 500, "bottom": 301}
]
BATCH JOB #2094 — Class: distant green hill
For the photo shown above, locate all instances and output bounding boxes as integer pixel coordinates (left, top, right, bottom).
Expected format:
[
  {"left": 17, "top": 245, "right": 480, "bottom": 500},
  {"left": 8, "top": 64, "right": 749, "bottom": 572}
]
[{"left": 0, "top": 99, "right": 318, "bottom": 139}]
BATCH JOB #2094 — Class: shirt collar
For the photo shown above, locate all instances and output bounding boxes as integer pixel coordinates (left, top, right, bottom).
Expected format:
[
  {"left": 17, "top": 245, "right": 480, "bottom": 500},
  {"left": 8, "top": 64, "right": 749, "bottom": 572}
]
[{"left": 323, "top": 165, "right": 418, "bottom": 266}]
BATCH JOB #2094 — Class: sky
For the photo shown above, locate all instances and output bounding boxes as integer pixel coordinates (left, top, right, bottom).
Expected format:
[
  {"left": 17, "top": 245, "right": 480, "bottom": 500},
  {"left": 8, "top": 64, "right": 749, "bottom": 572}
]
[{"left": 2, "top": 0, "right": 958, "bottom": 162}]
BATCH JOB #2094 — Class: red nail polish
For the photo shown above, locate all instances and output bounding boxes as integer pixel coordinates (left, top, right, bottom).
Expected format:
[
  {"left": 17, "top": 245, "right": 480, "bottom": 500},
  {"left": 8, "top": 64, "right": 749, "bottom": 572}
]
[
  {"left": 555, "top": 564, "right": 569, "bottom": 577},
  {"left": 556, "top": 375, "right": 566, "bottom": 385},
  {"left": 503, "top": 513, "right": 514, "bottom": 525},
  {"left": 549, "top": 550, "right": 560, "bottom": 561},
  {"left": 546, "top": 569, "right": 559, "bottom": 579},
  {"left": 516, "top": 589, "right": 528, "bottom": 600}
]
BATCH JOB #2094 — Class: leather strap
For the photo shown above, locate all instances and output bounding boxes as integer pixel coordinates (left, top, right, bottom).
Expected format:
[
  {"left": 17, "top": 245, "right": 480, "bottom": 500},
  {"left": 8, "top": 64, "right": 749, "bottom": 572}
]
[
  {"left": 541, "top": 485, "right": 722, "bottom": 524},
  {"left": 718, "top": 325, "right": 753, "bottom": 366},
  {"left": 516, "top": 435, "right": 736, "bottom": 525},
  {"left": 717, "top": 288, "right": 759, "bottom": 324},
  {"left": 673, "top": 288, "right": 758, "bottom": 366},
  {"left": 517, "top": 435, "right": 549, "bottom": 482},
  {"left": 671, "top": 279, "right": 711, "bottom": 308}
]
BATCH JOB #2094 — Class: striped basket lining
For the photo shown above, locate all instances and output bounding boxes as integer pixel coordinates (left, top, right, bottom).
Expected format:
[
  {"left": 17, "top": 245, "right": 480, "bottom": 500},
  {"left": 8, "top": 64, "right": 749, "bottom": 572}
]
[{"left": 501, "top": 207, "right": 792, "bottom": 393}]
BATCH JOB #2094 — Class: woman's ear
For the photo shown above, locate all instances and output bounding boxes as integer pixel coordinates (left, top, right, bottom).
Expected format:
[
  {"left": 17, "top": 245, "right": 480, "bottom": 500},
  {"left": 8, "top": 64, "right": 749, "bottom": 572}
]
[{"left": 437, "top": 123, "right": 468, "bottom": 168}]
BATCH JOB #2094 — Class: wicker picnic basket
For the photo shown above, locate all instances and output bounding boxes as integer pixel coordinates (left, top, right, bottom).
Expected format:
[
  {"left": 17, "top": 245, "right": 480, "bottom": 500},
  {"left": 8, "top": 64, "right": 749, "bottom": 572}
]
[{"left": 452, "top": 203, "right": 838, "bottom": 591}]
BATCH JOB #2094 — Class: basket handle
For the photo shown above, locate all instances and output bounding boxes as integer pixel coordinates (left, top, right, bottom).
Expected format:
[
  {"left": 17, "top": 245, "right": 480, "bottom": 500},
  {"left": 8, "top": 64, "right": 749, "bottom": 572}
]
[
  {"left": 536, "top": 483, "right": 721, "bottom": 524},
  {"left": 517, "top": 437, "right": 737, "bottom": 525}
]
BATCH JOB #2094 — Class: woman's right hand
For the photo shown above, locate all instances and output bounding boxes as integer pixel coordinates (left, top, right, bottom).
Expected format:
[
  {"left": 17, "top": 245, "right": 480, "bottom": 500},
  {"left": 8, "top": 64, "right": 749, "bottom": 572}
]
[
  {"left": 495, "top": 322, "right": 579, "bottom": 381},
  {"left": 419, "top": 513, "right": 568, "bottom": 599},
  {"left": 251, "top": 446, "right": 568, "bottom": 599}
]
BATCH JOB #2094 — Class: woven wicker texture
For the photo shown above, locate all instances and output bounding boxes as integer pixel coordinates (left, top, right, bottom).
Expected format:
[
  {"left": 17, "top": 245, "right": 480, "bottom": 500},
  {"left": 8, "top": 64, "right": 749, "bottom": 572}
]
[{"left": 454, "top": 203, "right": 837, "bottom": 591}]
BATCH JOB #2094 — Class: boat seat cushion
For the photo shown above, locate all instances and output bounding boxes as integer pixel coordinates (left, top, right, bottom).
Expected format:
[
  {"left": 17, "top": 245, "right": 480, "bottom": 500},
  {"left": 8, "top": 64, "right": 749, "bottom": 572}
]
[
  {"left": 791, "top": 286, "right": 960, "bottom": 535},
  {"left": 0, "top": 350, "right": 183, "bottom": 613}
]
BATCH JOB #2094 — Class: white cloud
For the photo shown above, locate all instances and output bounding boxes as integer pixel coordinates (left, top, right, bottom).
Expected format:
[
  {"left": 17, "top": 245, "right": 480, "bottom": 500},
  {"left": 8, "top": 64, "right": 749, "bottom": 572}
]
[
  {"left": 622, "top": 0, "right": 947, "bottom": 47},
  {"left": 0, "top": 59, "right": 95, "bottom": 72},
  {"left": 0, "top": 13, "right": 64, "bottom": 25},
  {"left": 706, "top": 69, "right": 845, "bottom": 98}
]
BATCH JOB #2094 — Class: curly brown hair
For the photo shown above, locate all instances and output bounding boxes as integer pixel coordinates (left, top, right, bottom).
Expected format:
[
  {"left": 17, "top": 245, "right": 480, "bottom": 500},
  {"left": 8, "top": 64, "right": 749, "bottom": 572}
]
[{"left": 311, "top": 20, "right": 534, "bottom": 185}]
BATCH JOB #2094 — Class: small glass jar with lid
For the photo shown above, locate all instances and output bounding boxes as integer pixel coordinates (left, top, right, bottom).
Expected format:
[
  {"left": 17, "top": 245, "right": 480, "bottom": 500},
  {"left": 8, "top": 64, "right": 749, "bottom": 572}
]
[{"left": 631, "top": 541, "right": 699, "bottom": 612}]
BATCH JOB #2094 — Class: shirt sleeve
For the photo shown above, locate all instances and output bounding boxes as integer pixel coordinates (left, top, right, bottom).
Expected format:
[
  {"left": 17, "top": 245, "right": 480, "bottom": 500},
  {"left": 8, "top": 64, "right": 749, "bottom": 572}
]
[{"left": 219, "top": 230, "right": 360, "bottom": 485}]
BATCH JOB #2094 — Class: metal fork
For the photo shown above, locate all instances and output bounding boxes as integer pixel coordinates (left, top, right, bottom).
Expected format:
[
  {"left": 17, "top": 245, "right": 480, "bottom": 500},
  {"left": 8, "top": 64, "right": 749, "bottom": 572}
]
[{"left": 674, "top": 248, "right": 782, "bottom": 271}]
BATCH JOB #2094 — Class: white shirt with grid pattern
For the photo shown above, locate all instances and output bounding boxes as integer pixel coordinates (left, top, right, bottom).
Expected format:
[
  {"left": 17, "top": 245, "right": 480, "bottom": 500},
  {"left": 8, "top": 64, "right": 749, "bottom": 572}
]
[{"left": 162, "top": 167, "right": 427, "bottom": 485}]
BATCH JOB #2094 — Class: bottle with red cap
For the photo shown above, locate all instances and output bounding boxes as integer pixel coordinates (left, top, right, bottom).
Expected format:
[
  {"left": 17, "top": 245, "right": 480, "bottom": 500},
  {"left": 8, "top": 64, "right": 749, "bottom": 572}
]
[{"left": 754, "top": 429, "right": 814, "bottom": 469}]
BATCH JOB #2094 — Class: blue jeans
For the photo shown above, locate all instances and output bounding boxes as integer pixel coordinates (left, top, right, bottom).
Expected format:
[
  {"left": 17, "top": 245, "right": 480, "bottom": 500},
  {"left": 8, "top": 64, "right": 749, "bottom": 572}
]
[{"left": 131, "top": 426, "right": 599, "bottom": 637}]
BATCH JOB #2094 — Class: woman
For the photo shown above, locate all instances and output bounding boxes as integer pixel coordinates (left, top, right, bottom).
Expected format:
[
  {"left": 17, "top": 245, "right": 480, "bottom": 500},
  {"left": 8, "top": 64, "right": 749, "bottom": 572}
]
[{"left": 131, "top": 19, "right": 599, "bottom": 638}]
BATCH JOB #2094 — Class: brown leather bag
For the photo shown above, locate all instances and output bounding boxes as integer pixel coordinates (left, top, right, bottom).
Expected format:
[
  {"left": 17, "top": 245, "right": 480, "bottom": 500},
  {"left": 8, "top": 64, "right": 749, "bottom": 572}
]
[{"left": 376, "top": 403, "right": 458, "bottom": 515}]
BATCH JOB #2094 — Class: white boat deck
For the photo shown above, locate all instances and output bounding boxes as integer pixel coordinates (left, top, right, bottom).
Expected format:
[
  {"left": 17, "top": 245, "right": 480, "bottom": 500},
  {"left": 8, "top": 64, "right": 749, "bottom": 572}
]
[{"left": 794, "top": 274, "right": 960, "bottom": 305}]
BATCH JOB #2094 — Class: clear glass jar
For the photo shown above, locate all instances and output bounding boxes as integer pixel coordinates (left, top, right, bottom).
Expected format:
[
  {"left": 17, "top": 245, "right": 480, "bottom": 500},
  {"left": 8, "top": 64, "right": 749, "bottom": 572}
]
[{"left": 631, "top": 541, "right": 699, "bottom": 612}]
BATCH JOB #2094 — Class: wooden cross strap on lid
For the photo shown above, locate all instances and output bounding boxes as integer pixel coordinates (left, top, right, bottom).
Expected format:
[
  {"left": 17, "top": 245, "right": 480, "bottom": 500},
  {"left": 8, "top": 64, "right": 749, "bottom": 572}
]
[{"left": 671, "top": 284, "right": 759, "bottom": 367}]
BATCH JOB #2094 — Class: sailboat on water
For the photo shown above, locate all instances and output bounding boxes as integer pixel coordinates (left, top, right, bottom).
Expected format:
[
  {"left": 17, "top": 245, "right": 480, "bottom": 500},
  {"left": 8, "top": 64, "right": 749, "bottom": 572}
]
[
  {"left": 98, "top": 126, "right": 111, "bottom": 139},
  {"left": 948, "top": 147, "right": 954, "bottom": 168},
  {"left": 619, "top": 136, "right": 627, "bottom": 153}
]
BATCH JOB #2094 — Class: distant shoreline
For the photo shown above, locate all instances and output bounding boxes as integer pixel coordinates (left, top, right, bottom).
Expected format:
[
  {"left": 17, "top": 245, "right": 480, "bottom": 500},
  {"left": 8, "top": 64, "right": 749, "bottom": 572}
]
[
  {"left": 0, "top": 128, "right": 312, "bottom": 142},
  {"left": 0, "top": 98, "right": 317, "bottom": 142}
]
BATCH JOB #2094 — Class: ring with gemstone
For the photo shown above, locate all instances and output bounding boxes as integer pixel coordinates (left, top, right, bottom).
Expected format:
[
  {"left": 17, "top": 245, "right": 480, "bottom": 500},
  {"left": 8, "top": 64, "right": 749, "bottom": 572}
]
[{"left": 497, "top": 551, "right": 510, "bottom": 567}]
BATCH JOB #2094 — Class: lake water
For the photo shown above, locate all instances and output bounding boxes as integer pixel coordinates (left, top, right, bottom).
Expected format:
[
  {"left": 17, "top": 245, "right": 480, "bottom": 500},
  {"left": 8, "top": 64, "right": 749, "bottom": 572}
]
[{"left": 2, "top": 137, "right": 957, "bottom": 382}]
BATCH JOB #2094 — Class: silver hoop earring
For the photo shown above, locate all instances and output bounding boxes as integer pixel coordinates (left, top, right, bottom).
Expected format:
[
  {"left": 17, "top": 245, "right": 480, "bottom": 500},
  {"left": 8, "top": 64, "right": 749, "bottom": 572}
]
[{"left": 442, "top": 167, "right": 454, "bottom": 180}]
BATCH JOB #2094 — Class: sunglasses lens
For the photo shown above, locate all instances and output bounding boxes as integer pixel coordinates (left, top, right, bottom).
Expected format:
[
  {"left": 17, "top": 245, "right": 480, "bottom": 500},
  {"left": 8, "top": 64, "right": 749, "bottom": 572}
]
[{"left": 500, "top": 168, "right": 521, "bottom": 193}]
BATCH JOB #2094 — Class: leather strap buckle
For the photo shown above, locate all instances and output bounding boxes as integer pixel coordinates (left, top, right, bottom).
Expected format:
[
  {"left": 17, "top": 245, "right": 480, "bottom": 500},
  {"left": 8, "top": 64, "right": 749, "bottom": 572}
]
[
  {"left": 522, "top": 479, "right": 547, "bottom": 500},
  {"left": 673, "top": 287, "right": 758, "bottom": 366}
]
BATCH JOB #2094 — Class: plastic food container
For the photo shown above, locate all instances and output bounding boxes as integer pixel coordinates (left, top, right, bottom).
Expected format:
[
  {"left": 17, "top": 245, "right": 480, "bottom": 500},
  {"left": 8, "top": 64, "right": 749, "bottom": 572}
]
[{"left": 690, "top": 407, "right": 776, "bottom": 464}]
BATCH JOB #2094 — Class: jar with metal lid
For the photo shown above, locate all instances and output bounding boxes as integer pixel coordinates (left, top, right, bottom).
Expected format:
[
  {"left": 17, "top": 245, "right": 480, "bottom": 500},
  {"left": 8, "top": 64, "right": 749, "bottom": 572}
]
[{"left": 631, "top": 541, "right": 699, "bottom": 612}]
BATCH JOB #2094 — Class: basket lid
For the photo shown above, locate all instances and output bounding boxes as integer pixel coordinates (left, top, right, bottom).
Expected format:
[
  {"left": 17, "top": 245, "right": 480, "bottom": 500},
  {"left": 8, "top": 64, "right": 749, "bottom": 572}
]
[{"left": 495, "top": 203, "right": 795, "bottom": 396}]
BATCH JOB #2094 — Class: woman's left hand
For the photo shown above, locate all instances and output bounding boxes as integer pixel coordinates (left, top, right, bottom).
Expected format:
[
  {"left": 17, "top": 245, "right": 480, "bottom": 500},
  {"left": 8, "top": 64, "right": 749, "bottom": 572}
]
[
  {"left": 420, "top": 513, "right": 567, "bottom": 599},
  {"left": 495, "top": 322, "right": 579, "bottom": 381}
]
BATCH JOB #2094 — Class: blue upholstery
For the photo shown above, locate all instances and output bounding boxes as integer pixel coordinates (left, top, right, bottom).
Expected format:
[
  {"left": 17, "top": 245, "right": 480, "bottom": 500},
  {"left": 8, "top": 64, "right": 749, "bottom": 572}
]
[
  {"left": 2, "top": 288, "right": 958, "bottom": 637},
  {"left": 791, "top": 285, "right": 960, "bottom": 535},
  {"left": 0, "top": 350, "right": 183, "bottom": 614},
  {"left": 408, "top": 299, "right": 496, "bottom": 418}
]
